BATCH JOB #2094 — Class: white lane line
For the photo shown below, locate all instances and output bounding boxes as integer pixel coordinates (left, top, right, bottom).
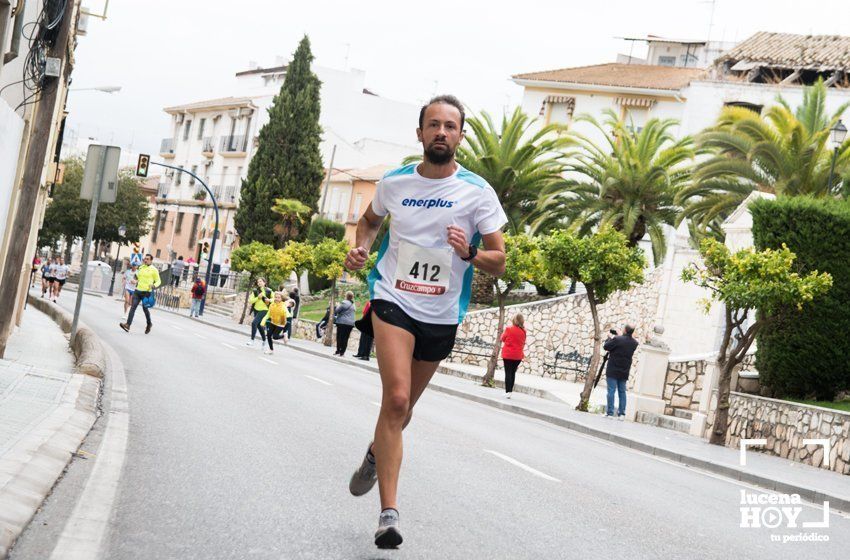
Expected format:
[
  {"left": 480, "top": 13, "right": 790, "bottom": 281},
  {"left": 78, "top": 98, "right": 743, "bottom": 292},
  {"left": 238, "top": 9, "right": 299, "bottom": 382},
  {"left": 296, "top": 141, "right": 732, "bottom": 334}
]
[
  {"left": 50, "top": 339, "right": 130, "bottom": 559},
  {"left": 259, "top": 357, "right": 278, "bottom": 365},
  {"left": 193, "top": 333, "right": 207, "bottom": 340},
  {"left": 483, "top": 449, "right": 561, "bottom": 483},
  {"left": 220, "top": 342, "right": 236, "bottom": 350},
  {"left": 169, "top": 324, "right": 184, "bottom": 331},
  {"left": 370, "top": 401, "right": 381, "bottom": 407},
  {"left": 304, "top": 375, "right": 332, "bottom": 386}
]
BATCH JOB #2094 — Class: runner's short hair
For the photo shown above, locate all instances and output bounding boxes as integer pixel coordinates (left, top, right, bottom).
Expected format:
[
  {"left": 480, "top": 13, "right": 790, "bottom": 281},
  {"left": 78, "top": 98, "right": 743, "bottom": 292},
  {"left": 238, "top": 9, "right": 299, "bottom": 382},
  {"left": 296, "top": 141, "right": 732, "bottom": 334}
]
[
  {"left": 145, "top": 253, "right": 153, "bottom": 259},
  {"left": 419, "top": 95, "right": 465, "bottom": 130}
]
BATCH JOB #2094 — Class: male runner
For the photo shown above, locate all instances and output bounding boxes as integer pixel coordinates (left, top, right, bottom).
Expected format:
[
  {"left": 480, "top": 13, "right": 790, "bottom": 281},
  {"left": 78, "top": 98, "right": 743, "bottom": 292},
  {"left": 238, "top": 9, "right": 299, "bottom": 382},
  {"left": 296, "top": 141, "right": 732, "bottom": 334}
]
[
  {"left": 120, "top": 254, "right": 161, "bottom": 334},
  {"left": 51, "top": 257, "right": 69, "bottom": 302},
  {"left": 344, "top": 95, "right": 507, "bottom": 549}
]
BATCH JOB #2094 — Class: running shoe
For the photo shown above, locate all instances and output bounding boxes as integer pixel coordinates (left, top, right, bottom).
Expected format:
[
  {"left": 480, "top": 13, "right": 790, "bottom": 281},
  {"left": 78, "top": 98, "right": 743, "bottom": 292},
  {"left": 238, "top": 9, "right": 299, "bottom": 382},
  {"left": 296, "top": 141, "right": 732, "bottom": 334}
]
[
  {"left": 119, "top": 323, "right": 129, "bottom": 332},
  {"left": 349, "top": 444, "right": 377, "bottom": 496},
  {"left": 145, "top": 324, "right": 152, "bottom": 334},
  {"left": 374, "top": 509, "right": 402, "bottom": 549}
]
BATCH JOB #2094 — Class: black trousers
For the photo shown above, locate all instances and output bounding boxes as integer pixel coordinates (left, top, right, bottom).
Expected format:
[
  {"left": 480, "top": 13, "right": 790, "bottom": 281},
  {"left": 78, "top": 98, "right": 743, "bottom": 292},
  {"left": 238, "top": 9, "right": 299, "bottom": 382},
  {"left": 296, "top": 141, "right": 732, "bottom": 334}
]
[
  {"left": 266, "top": 324, "right": 285, "bottom": 350},
  {"left": 336, "top": 324, "right": 354, "bottom": 355},
  {"left": 127, "top": 290, "right": 152, "bottom": 327},
  {"left": 251, "top": 310, "right": 267, "bottom": 341},
  {"left": 503, "top": 359, "right": 522, "bottom": 393},
  {"left": 356, "top": 332, "right": 374, "bottom": 358}
]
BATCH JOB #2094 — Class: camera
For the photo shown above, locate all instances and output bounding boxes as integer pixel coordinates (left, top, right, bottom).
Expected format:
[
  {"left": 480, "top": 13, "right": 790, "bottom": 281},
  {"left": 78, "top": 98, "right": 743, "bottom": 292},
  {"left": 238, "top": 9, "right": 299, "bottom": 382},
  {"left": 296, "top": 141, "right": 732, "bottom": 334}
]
[{"left": 609, "top": 329, "right": 618, "bottom": 336}]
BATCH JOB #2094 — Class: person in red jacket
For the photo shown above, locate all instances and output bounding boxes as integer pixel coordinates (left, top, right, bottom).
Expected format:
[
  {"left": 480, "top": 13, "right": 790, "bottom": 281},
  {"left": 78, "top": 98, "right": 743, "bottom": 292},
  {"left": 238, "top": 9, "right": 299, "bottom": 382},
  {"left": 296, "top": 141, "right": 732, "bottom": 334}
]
[{"left": 500, "top": 313, "right": 526, "bottom": 398}]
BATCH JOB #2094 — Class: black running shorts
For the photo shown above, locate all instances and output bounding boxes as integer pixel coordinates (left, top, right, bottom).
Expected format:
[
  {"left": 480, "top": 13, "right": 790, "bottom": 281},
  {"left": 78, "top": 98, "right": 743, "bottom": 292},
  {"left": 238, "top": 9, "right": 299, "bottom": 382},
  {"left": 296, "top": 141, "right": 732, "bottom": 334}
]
[{"left": 356, "top": 299, "right": 458, "bottom": 362}]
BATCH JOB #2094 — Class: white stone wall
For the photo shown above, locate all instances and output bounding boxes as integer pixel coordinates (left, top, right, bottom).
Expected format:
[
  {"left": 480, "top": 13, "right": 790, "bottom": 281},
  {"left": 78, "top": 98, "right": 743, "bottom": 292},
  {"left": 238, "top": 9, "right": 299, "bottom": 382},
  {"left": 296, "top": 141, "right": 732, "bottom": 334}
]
[
  {"left": 705, "top": 393, "right": 850, "bottom": 476},
  {"left": 448, "top": 269, "right": 663, "bottom": 381}
]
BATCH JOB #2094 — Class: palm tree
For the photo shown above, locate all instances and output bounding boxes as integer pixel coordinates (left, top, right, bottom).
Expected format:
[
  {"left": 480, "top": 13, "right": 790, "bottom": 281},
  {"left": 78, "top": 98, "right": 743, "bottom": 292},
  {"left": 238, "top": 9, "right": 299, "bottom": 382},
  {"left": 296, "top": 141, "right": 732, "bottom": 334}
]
[
  {"left": 270, "top": 198, "right": 311, "bottom": 246},
  {"left": 545, "top": 110, "right": 694, "bottom": 265},
  {"left": 677, "top": 80, "right": 850, "bottom": 239}
]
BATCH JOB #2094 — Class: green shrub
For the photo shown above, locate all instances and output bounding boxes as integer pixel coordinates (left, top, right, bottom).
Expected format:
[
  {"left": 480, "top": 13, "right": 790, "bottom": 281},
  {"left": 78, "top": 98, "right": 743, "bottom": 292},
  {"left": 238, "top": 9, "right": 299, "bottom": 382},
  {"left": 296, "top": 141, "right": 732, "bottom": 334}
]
[
  {"left": 307, "top": 217, "right": 345, "bottom": 245},
  {"left": 751, "top": 197, "right": 850, "bottom": 400}
]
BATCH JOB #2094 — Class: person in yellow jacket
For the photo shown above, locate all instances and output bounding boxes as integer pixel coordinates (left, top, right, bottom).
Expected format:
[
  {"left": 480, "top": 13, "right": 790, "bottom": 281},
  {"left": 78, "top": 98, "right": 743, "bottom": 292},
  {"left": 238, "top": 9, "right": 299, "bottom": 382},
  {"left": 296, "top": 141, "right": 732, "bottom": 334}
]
[
  {"left": 261, "top": 292, "right": 290, "bottom": 354},
  {"left": 246, "top": 277, "right": 273, "bottom": 347},
  {"left": 120, "top": 254, "right": 162, "bottom": 334}
]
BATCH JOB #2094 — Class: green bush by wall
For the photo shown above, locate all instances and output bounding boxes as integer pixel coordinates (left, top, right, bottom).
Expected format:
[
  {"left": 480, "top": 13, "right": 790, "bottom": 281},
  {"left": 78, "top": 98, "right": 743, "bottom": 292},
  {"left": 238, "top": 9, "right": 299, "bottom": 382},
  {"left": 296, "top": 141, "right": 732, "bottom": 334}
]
[{"left": 751, "top": 197, "right": 850, "bottom": 400}]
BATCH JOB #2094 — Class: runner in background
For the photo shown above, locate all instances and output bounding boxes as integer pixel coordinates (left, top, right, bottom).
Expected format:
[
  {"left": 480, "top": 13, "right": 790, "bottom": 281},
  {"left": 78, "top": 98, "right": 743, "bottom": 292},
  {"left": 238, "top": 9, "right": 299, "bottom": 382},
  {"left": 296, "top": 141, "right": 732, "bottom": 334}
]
[
  {"left": 122, "top": 263, "right": 138, "bottom": 318},
  {"left": 51, "top": 257, "right": 69, "bottom": 302},
  {"left": 41, "top": 257, "right": 54, "bottom": 298}
]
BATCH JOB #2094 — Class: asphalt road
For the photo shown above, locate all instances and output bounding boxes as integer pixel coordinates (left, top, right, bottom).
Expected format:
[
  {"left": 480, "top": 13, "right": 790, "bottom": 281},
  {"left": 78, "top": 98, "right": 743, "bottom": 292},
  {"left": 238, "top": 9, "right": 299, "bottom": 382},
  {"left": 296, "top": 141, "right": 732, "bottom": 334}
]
[{"left": 10, "top": 291, "right": 850, "bottom": 559}]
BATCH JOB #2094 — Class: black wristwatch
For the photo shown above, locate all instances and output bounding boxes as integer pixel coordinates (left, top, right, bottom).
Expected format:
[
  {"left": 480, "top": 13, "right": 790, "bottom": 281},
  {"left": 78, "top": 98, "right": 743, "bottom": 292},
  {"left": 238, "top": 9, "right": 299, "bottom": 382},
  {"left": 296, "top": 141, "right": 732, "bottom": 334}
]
[{"left": 461, "top": 244, "right": 478, "bottom": 262}]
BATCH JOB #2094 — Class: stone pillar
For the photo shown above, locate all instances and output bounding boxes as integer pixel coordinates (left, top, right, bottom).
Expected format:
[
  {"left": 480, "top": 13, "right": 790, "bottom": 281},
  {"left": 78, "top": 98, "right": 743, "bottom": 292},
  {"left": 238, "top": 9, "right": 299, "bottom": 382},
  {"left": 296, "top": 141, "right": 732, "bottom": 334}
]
[
  {"left": 626, "top": 326, "right": 671, "bottom": 421},
  {"left": 690, "top": 356, "right": 720, "bottom": 437}
]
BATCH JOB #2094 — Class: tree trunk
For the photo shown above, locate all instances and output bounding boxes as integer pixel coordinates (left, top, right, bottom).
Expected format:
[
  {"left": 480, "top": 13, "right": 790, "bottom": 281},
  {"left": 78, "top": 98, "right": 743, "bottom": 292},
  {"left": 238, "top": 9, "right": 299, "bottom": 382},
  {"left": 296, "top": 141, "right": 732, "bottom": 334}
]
[
  {"left": 323, "top": 279, "right": 337, "bottom": 347},
  {"left": 63, "top": 236, "right": 73, "bottom": 263},
  {"left": 239, "top": 275, "right": 254, "bottom": 324},
  {"left": 577, "top": 288, "right": 601, "bottom": 412},
  {"left": 471, "top": 268, "right": 494, "bottom": 304},
  {"left": 568, "top": 278, "right": 577, "bottom": 294},
  {"left": 483, "top": 289, "right": 508, "bottom": 386},
  {"left": 710, "top": 356, "right": 735, "bottom": 445}
]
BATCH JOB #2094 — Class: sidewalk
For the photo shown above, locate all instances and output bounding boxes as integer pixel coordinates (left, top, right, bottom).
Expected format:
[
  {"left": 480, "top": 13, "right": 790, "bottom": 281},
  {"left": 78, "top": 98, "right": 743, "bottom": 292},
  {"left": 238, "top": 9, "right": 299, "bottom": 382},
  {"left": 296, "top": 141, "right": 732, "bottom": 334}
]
[
  {"left": 0, "top": 305, "right": 100, "bottom": 556},
  {"left": 182, "top": 310, "right": 850, "bottom": 513}
]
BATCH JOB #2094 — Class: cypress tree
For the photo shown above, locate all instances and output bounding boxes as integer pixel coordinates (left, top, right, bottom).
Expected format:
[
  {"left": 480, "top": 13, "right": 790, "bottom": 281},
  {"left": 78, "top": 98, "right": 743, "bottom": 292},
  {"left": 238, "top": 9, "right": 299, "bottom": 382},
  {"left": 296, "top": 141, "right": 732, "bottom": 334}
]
[{"left": 235, "top": 35, "right": 324, "bottom": 247}]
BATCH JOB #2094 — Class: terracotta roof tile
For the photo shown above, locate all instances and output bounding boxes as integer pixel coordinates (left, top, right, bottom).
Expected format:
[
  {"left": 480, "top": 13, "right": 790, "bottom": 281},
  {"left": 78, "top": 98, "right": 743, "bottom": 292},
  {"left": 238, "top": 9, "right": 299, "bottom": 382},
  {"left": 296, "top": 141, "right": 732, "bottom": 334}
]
[
  {"left": 164, "top": 96, "right": 257, "bottom": 114},
  {"left": 718, "top": 32, "right": 850, "bottom": 70},
  {"left": 512, "top": 63, "right": 705, "bottom": 91}
]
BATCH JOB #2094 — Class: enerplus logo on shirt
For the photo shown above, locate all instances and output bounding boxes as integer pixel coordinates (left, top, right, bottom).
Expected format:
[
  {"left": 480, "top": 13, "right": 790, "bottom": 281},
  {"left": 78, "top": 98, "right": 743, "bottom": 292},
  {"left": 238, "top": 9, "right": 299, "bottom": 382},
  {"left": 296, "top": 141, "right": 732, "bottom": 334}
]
[{"left": 401, "top": 198, "right": 456, "bottom": 209}]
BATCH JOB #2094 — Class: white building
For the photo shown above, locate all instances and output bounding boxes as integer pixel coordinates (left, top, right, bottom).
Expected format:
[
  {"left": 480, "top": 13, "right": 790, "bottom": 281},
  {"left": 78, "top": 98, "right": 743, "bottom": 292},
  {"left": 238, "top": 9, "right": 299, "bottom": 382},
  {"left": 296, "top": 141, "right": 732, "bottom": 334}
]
[
  {"left": 512, "top": 31, "right": 850, "bottom": 356},
  {"left": 149, "top": 63, "right": 421, "bottom": 264}
]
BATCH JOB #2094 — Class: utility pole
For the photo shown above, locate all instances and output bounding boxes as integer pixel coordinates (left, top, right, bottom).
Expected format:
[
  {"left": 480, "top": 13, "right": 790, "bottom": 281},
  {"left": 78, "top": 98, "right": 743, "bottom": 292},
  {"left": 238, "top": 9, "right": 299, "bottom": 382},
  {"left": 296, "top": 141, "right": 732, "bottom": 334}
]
[
  {"left": 0, "top": 2, "right": 76, "bottom": 357},
  {"left": 319, "top": 144, "right": 337, "bottom": 216}
]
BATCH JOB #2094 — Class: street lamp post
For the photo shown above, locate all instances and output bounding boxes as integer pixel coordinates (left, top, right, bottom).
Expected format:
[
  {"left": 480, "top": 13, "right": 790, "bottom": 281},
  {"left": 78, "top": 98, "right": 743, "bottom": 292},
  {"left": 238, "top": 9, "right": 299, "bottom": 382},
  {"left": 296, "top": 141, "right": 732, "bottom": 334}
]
[
  {"left": 827, "top": 119, "right": 847, "bottom": 192},
  {"left": 147, "top": 161, "right": 218, "bottom": 316},
  {"left": 107, "top": 224, "right": 127, "bottom": 297}
]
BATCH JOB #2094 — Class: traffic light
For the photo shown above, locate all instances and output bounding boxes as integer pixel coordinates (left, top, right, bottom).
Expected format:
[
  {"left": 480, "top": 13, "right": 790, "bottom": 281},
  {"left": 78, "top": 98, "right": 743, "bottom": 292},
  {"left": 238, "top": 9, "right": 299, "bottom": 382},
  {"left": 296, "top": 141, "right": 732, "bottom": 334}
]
[{"left": 136, "top": 154, "right": 150, "bottom": 177}]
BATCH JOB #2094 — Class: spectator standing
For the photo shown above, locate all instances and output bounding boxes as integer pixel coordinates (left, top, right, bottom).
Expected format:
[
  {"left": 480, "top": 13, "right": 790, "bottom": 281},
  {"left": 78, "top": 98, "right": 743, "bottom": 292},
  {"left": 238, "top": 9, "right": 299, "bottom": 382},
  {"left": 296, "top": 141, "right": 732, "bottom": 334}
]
[
  {"left": 171, "top": 256, "right": 185, "bottom": 287},
  {"left": 334, "top": 291, "right": 356, "bottom": 357},
  {"left": 500, "top": 313, "right": 526, "bottom": 399},
  {"left": 289, "top": 287, "right": 301, "bottom": 318},
  {"left": 190, "top": 277, "right": 206, "bottom": 317},
  {"left": 316, "top": 305, "right": 330, "bottom": 340},
  {"left": 219, "top": 258, "right": 231, "bottom": 288},
  {"left": 603, "top": 324, "right": 639, "bottom": 420},
  {"left": 353, "top": 301, "right": 374, "bottom": 361}
]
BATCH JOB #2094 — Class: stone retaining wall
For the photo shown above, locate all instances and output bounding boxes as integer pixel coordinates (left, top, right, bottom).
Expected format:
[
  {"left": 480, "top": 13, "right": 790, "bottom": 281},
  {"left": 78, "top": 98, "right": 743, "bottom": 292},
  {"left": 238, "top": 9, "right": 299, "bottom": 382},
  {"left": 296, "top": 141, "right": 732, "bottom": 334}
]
[
  {"left": 448, "top": 269, "right": 663, "bottom": 380},
  {"left": 705, "top": 392, "right": 850, "bottom": 475},
  {"left": 663, "top": 358, "right": 707, "bottom": 414}
]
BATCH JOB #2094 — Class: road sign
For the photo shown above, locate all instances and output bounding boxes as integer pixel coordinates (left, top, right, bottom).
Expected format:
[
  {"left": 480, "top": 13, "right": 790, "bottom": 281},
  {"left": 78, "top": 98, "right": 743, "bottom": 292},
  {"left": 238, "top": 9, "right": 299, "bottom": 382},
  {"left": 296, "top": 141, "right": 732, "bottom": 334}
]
[
  {"left": 136, "top": 154, "right": 150, "bottom": 177},
  {"left": 129, "top": 253, "right": 142, "bottom": 266},
  {"left": 80, "top": 144, "right": 120, "bottom": 203}
]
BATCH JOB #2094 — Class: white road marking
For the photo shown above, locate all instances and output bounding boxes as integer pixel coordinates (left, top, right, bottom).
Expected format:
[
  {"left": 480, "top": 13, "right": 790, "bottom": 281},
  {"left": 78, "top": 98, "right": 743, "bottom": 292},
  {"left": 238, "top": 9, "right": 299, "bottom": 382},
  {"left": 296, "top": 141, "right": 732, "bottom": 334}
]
[
  {"left": 259, "top": 357, "right": 278, "bottom": 365},
  {"left": 169, "top": 324, "right": 184, "bottom": 331},
  {"left": 220, "top": 343, "right": 236, "bottom": 350},
  {"left": 304, "top": 375, "right": 332, "bottom": 386},
  {"left": 483, "top": 449, "right": 561, "bottom": 483},
  {"left": 193, "top": 333, "right": 207, "bottom": 340},
  {"left": 50, "top": 339, "right": 130, "bottom": 559}
]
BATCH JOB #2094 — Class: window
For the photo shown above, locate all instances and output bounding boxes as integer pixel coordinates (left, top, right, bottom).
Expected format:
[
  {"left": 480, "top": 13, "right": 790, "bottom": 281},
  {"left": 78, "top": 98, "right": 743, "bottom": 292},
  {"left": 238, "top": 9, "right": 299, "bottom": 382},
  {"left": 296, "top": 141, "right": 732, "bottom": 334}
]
[
  {"left": 183, "top": 119, "right": 192, "bottom": 141},
  {"left": 156, "top": 249, "right": 161, "bottom": 258},
  {"left": 159, "top": 211, "right": 168, "bottom": 231},
  {"left": 724, "top": 101, "right": 763, "bottom": 114},
  {"left": 175, "top": 212, "right": 184, "bottom": 233},
  {"left": 222, "top": 166, "right": 229, "bottom": 186},
  {"left": 624, "top": 107, "right": 649, "bottom": 132},
  {"left": 152, "top": 213, "right": 160, "bottom": 242},
  {"left": 236, "top": 166, "right": 243, "bottom": 183},
  {"left": 352, "top": 193, "right": 363, "bottom": 221},
  {"left": 657, "top": 55, "right": 676, "bottom": 67},
  {"left": 189, "top": 214, "right": 200, "bottom": 248},
  {"left": 197, "top": 118, "right": 206, "bottom": 140},
  {"left": 175, "top": 166, "right": 184, "bottom": 186},
  {"left": 190, "top": 165, "right": 198, "bottom": 186}
]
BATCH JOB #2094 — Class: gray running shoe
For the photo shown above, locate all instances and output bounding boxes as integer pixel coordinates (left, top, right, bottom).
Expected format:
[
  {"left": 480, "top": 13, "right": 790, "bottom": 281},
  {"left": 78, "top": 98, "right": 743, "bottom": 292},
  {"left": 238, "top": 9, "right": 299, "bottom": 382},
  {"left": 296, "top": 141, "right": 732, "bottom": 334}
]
[
  {"left": 374, "top": 509, "right": 402, "bottom": 549},
  {"left": 349, "top": 444, "right": 377, "bottom": 496}
]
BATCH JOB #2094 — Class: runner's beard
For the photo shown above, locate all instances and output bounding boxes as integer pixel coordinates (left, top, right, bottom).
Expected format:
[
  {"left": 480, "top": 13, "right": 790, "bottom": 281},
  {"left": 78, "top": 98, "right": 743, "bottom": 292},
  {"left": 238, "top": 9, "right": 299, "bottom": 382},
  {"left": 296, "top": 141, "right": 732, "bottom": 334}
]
[{"left": 423, "top": 144, "right": 455, "bottom": 165}]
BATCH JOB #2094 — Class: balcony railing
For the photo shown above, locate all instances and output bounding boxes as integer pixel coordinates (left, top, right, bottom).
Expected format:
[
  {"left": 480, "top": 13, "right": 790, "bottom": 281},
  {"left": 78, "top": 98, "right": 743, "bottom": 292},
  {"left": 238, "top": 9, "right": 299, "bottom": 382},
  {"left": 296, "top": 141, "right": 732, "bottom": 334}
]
[
  {"left": 225, "top": 185, "right": 238, "bottom": 200},
  {"left": 212, "top": 185, "right": 223, "bottom": 199},
  {"left": 220, "top": 135, "right": 248, "bottom": 153},
  {"left": 202, "top": 137, "right": 215, "bottom": 154},
  {"left": 160, "top": 138, "right": 175, "bottom": 155},
  {"left": 321, "top": 211, "right": 345, "bottom": 223},
  {"left": 157, "top": 183, "right": 169, "bottom": 198}
]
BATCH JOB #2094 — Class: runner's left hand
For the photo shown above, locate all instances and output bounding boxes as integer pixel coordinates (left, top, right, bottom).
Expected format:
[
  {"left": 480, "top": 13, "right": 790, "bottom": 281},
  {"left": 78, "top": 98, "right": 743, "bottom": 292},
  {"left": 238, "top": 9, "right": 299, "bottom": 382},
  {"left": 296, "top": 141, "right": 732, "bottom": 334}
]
[{"left": 446, "top": 225, "right": 469, "bottom": 259}]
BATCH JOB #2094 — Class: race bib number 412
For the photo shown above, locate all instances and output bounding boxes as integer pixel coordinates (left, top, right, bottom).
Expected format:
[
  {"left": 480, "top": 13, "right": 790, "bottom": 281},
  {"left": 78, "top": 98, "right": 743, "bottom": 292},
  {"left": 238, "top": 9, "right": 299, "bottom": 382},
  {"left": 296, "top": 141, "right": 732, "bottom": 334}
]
[{"left": 394, "top": 241, "right": 453, "bottom": 296}]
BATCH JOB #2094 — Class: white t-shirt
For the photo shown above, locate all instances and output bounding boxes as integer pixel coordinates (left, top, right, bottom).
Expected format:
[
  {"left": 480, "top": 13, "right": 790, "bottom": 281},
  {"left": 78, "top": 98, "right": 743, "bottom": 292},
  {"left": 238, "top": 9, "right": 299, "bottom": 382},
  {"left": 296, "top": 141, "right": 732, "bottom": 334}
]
[
  {"left": 123, "top": 269, "right": 138, "bottom": 291},
  {"left": 53, "top": 264, "right": 69, "bottom": 280},
  {"left": 367, "top": 163, "right": 507, "bottom": 325}
]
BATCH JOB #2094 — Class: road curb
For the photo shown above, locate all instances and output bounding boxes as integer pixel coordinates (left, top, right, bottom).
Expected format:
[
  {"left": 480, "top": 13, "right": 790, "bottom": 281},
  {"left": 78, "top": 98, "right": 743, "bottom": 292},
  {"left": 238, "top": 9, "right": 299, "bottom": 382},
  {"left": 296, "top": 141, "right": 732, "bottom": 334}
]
[
  {"left": 28, "top": 295, "right": 106, "bottom": 379},
  {"left": 0, "top": 301, "right": 104, "bottom": 557},
  {"left": 177, "top": 311, "right": 850, "bottom": 514}
]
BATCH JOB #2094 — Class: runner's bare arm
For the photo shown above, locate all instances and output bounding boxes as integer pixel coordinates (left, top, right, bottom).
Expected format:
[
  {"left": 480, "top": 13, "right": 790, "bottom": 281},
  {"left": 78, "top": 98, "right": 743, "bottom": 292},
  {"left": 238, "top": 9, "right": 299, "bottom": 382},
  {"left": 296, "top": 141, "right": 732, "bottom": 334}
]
[
  {"left": 446, "top": 225, "right": 506, "bottom": 277},
  {"left": 345, "top": 203, "right": 385, "bottom": 271}
]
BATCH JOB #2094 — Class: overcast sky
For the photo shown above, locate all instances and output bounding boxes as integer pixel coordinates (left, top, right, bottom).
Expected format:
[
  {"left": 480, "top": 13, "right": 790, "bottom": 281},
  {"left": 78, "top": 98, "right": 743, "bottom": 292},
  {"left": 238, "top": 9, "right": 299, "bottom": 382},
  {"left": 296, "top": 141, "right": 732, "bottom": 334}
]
[{"left": 65, "top": 0, "right": 849, "bottom": 162}]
